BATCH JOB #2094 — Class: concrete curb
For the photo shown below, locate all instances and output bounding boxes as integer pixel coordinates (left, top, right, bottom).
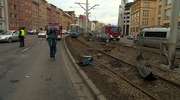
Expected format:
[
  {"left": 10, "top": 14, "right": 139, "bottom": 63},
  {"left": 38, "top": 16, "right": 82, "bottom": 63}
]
[{"left": 63, "top": 38, "right": 107, "bottom": 100}]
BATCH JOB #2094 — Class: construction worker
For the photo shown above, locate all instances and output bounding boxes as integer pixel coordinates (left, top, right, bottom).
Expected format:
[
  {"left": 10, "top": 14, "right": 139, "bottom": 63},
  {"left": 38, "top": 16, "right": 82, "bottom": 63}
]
[
  {"left": 18, "top": 27, "right": 26, "bottom": 47},
  {"left": 47, "top": 27, "right": 58, "bottom": 60}
]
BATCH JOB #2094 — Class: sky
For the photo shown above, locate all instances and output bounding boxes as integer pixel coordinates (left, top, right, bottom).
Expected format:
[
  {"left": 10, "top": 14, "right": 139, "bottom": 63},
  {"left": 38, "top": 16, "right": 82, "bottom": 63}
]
[{"left": 47, "top": 0, "right": 133, "bottom": 25}]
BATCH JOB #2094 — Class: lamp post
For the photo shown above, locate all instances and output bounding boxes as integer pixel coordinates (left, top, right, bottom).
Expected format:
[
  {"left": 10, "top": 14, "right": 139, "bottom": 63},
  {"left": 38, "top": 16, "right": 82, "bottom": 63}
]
[
  {"left": 168, "top": 0, "right": 180, "bottom": 69},
  {"left": 75, "top": 1, "right": 99, "bottom": 36}
]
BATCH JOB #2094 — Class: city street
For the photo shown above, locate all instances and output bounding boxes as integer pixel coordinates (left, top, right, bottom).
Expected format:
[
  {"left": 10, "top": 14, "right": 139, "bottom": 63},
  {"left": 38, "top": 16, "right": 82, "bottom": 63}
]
[
  {"left": 0, "top": 36, "right": 79, "bottom": 100},
  {"left": 0, "top": 0, "right": 179, "bottom": 100}
]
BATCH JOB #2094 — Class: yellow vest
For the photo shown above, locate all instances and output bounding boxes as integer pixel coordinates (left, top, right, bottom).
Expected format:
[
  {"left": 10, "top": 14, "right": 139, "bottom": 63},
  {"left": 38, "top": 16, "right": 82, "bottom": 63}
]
[{"left": 21, "top": 30, "right": 25, "bottom": 36}]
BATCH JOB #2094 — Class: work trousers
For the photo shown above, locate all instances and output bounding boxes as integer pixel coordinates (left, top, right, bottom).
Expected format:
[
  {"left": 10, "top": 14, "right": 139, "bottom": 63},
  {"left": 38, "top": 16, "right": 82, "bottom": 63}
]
[
  {"left": 47, "top": 38, "right": 57, "bottom": 58},
  {"left": 19, "top": 36, "right": 25, "bottom": 47}
]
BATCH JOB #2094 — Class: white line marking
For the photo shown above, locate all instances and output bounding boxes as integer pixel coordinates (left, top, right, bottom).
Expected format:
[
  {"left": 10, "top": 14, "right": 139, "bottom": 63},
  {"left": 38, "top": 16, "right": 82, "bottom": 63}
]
[{"left": 21, "top": 47, "right": 30, "bottom": 53}]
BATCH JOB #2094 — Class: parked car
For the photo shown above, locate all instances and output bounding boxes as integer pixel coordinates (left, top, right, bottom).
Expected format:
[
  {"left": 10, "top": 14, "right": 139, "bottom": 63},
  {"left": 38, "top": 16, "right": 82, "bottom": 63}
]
[
  {"left": 65, "top": 30, "right": 70, "bottom": 34},
  {"left": 97, "top": 33, "right": 109, "bottom": 42},
  {"left": 57, "top": 34, "right": 62, "bottom": 40},
  {"left": 0, "top": 31, "right": 19, "bottom": 43},
  {"left": 38, "top": 31, "right": 47, "bottom": 38},
  {"left": 28, "top": 29, "right": 37, "bottom": 35},
  {"left": 62, "top": 29, "right": 67, "bottom": 34},
  {"left": 127, "top": 35, "right": 134, "bottom": 40}
]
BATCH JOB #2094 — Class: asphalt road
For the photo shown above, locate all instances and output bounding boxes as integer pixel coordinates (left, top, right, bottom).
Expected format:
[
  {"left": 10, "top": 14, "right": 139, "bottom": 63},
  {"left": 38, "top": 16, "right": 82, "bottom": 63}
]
[{"left": 0, "top": 36, "right": 79, "bottom": 100}]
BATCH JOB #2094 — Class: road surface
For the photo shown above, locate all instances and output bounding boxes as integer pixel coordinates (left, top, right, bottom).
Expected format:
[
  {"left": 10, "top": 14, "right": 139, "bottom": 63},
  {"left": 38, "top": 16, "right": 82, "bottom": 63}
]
[{"left": 0, "top": 36, "right": 79, "bottom": 100}]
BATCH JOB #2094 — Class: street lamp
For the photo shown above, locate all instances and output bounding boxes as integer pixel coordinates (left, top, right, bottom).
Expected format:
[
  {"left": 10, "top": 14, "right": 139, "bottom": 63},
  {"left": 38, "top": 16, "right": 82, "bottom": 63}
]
[
  {"left": 75, "top": 1, "right": 99, "bottom": 36},
  {"left": 168, "top": 0, "right": 180, "bottom": 69}
]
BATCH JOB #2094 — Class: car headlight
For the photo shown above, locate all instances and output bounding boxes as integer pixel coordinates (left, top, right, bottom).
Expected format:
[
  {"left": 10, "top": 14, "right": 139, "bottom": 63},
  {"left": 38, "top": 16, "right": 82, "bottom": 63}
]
[
  {"left": 110, "top": 35, "right": 113, "bottom": 38},
  {"left": 0, "top": 37, "right": 8, "bottom": 39}
]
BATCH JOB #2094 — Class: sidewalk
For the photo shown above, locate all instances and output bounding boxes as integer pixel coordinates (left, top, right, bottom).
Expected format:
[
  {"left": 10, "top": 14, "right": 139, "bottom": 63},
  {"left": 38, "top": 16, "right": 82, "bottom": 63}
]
[{"left": 2, "top": 39, "right": 93, "bottom": 100}]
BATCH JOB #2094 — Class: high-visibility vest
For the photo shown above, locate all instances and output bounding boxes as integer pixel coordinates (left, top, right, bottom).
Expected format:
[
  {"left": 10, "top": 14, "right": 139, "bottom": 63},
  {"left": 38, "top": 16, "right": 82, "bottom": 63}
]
[{"left": 20, "top": 30, "right": 25, "bottom": 36}]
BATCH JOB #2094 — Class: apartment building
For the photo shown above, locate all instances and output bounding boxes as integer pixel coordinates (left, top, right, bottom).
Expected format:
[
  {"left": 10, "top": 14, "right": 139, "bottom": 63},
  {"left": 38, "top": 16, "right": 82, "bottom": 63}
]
[
  {"left": 61, "top": 12, "right": 72, "bottom": 30},
  {"left": 62, "top": 11, "right": 76, "bottom": 30},
  {"left": 118, "top": 0, "right": 127, "bottom": 30},
  {"left": 87, "top": 20, "right": 105, "bottom": 34},
  {"left": 77, "top": 15, "right": 87, "bottom": 32},
  {"left": 123, "top": 2, "right": 133, "bottom": 36},
  {"left": 130, "top": 0, "right": 157, "bottom": 36},
  {"left": 157, "top": 0, "right": 180, "bottom": 27},
  {"left": 0, "top": 0, "right": 8, "bottom": 31},
  {"left": 31, "top": 0, "right": 39, "bottom": 30},
  {"left": 38, "top": 0, "right": 48, "bottom": 30},
  {"left": 47, "top": 4, "right": 59, "bottom": 25},
  {"left": 8, "top": 0, "right": 32, "bottom": 30},
  {"left": 6, "top": 0, "right": 75, "bottom": 31}
]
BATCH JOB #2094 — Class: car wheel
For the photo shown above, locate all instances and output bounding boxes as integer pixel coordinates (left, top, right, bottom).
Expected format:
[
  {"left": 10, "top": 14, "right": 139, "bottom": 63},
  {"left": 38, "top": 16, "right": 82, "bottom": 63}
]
[
  {"left": 106, "top": 39, "right": 109, "bottom": 43},
  {"left": 8, "top": 38, "right": 12, "bottom": 43}
]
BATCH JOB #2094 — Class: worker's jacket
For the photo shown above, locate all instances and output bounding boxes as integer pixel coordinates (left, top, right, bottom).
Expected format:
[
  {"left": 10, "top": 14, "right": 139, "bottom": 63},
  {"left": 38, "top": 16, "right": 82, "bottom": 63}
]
[
  {"left": 19, "top": 29, "right": 26, "bottom": 37},
  {"left": 47, "top": 29, "right": 58, "bottom": 39}
]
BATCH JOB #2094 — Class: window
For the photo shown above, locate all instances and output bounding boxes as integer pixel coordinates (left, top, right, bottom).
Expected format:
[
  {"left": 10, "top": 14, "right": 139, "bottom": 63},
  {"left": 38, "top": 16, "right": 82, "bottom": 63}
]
[
  {"left": 111, "top": 27, "right": 120, "bottom": 33},
  {"left": 165, "top": 9, "right": 171, "bottom": 17},
  {"left": 144, "top": 1, "right": 150, "bottom": 7},
  {"left": 0, "top": 0, "right": 3, "bottom": 6},
  {"left": 0, "top": 8, "right": 2, "bottom": 18},
  {"left": 158, "top": 5, "right": 162, "bottom": 14},
  {"left": 14, "top": 14, "right": 17, "bottom": 18},
  {"left": 143, "top": 10, "right": 149, "bottom": 17},
  {"left": 14, "top": 5, "right": 17, "bottom": 10},
  {"left": 178, "top": 22, "right": 180, "bottom": 29},
  {"left": 0, "top": 23, "right": 3, "bottom": 30},
  {"left": 144, "top": 32, "right": 167, "bottom": 38},
  {"left": 167, "top": 0, "right": 172, "bottom": 5}
]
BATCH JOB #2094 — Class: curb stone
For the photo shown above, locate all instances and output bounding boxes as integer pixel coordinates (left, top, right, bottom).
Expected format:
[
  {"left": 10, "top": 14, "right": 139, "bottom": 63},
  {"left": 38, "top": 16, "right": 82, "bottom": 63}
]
[{"left": 63, "top": 38, "right": 107, "bottom": 100}]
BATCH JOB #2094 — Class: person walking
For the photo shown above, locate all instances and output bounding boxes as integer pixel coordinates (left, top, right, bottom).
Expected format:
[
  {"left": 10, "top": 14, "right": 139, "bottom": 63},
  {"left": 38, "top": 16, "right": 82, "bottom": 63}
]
[
  {"left": 47, "top": 28, "right": 58, "bottom": 60},
  {"left": 18, "top": 27, "right": 26, "bottom": 47}
]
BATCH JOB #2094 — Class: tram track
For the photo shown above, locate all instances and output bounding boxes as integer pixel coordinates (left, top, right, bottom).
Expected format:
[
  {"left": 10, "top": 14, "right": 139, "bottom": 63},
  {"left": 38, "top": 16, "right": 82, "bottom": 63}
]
[
  {"left": 81, "top": 37, "right": 180, "bottom": 83},
  {"left": 66, "top": 37, "right": 180, "bottom": 100}
]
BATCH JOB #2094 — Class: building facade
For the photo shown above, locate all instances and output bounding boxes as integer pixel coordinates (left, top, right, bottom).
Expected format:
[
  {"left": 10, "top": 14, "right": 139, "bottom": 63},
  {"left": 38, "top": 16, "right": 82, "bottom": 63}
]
[
  {"left": 39, "top": 0, "right": 48, "bottom": 30},
  {"left": 123, "top": 2, "right": 133, "bottom": 36},
  {"left": 130, "top": 0, "right": 158, "bottom": 36},
  {"left": 157, "top": 0, "right": 180, "bottom": 27},
  {"left": 6, "top": 0, "right": 75, "bottom": 31},
  {"left": 118, "top": 0, "right": 127, "bottom": 30},
  {"left": 78, "top": 15, "right": 86, "bottom": 32},
  {"left": 8, "top": 0, "right": 32, "bottom": 30},
  {"left": 0, "top": 0, "right": 8, "bottom": 31},
  {"left": 47, "top": 4, "right": 59, "bottom": 25},
  {"left": 31, "top": 0, "right": 39, "bottom": 30}
]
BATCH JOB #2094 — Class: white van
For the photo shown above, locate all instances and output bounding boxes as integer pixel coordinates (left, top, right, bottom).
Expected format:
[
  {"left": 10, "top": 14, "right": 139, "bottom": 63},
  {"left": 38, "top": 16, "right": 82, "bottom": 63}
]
[{"left": 138, "top": 27, "right": 180, "bottom": 48}]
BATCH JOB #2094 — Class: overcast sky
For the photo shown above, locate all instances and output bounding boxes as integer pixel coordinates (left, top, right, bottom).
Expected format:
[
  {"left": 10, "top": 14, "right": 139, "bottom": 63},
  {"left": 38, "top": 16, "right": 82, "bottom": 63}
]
[{"left": 47, "top": 0, "right": 133, "bottom": 25}]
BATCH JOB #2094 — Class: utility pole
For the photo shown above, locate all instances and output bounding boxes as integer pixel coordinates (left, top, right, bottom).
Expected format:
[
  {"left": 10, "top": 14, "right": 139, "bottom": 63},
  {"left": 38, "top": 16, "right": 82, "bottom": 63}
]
[
  {"left": 75, "top": 1, "right": 99, "bottom": 36},
  {"left": 4, "top": 0, "right": 9, "bottom": 31},
  {"left": 168, "top": 0, "right": 180, "bottom": 69},
  {"left": 85, "top": 0, "right": 88, "bottom": 34}
]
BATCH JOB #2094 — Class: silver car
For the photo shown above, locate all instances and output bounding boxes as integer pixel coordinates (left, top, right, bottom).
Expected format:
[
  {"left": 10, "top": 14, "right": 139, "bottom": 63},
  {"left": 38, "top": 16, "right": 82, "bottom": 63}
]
[{"left": 0, "top": 31, "right": 19, "bottom": 43}]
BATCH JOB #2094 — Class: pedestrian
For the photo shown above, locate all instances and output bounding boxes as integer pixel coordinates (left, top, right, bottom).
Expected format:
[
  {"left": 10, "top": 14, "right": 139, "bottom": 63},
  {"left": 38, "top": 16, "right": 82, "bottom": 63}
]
[
  {"left": 18, "top": 27, "right": 26, "bottom": 47},
  {"left": 47, "top": 27, "right": 58, "bottom": 60}
]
